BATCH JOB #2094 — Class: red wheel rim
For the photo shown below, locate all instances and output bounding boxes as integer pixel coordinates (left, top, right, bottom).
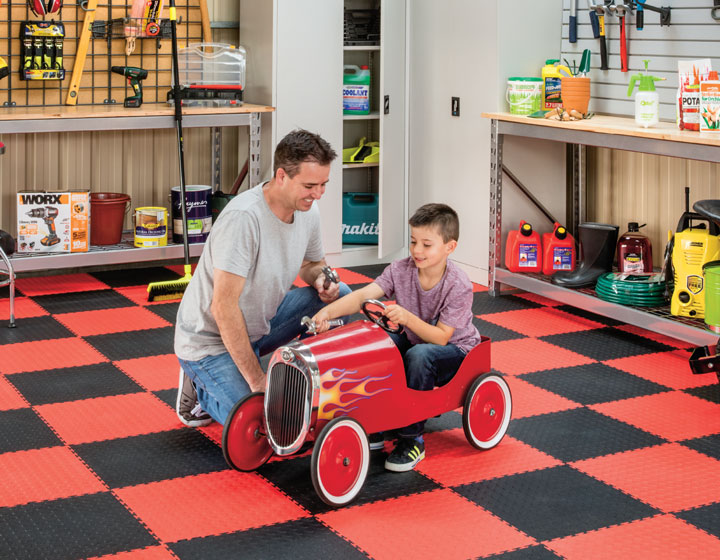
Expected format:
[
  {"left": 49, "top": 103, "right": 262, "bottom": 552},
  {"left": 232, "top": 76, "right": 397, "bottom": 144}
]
[
  {"left": 224, "top": 395, "right": 272, "bottom": 471},
  {"left": 469, "top": 380, "right": 506, "bottom": 443},
  {"left": 318, "top": 424, "right": 364, "bottom": 498}
]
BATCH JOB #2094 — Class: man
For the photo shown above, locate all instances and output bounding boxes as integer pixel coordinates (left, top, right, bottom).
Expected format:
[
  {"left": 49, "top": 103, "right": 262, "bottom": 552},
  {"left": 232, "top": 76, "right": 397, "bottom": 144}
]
[{"left": 174, "top": 129, "right": 349, "bottom": 426}]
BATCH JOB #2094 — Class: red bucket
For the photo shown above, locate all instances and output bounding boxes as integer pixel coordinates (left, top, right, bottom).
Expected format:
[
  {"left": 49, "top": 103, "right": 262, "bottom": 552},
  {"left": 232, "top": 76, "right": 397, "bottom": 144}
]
[{"left": 90, "top": 192, "right": 131, "bottom": 245}]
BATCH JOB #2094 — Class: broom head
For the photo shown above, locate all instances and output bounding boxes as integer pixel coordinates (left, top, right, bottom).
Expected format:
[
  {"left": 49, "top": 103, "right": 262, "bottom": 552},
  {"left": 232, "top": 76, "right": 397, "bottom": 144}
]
[{"left": 147, "top": 264, "right": 192, "bottom": 302}]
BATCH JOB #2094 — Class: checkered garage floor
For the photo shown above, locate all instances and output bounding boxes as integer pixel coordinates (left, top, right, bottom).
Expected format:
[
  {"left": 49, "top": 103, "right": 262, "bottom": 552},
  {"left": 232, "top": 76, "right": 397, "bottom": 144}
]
[{"left": 1, "top": 264, "right": 720, "bottom": 560}]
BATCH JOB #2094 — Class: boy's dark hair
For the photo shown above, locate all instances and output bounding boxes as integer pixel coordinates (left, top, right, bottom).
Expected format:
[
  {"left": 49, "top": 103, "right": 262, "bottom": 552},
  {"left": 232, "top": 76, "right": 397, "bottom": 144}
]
[
  {"left": 274, "top": 129, "right": 337, "bottom": 178},
  {"left": 409, "top": 203, "right": 460, "bottom": 243}
]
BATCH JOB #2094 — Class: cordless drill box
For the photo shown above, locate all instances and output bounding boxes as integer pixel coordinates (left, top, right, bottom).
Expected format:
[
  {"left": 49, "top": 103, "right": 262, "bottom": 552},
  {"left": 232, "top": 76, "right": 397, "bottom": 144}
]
[{"left": 16, "top": 191, "right": 90, "bottom": 253}]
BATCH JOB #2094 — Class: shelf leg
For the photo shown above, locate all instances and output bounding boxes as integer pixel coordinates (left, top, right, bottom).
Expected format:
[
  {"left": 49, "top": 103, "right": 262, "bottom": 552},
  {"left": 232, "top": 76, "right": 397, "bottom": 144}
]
[
  {"left": 249, "top": 112, "right": 262, "bottom": 188},
  {"left": 567, "top": 143, "right": 586, "bottom": 234},
  {"left": 489, "top": 119, "right": 504, "bottom": 297},
  {"left": 211, "top": 127, "right": 222, "bottom": 192}
]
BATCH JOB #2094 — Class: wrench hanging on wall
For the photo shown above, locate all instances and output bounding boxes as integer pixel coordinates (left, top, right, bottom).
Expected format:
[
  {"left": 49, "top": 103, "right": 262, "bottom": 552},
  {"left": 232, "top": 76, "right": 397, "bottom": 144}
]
[{"left": 588, "top": 0, "right": 610, "bottom": 71}]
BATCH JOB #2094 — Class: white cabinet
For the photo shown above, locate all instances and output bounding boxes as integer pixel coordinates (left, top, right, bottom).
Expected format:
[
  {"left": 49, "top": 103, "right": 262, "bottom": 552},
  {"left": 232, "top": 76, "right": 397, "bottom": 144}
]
[{"left": 240, "top": 0, "right": 407, "bottom": 266}]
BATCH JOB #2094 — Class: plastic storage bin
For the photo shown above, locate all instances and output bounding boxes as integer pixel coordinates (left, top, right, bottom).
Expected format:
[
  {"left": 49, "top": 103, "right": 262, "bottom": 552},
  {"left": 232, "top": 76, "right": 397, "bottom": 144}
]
[
  {"left": 176, "top": 43, "right": 246, "bottom": 88},
  {"left": 342, "top": 192, "right": 379, "bottom": 244}
]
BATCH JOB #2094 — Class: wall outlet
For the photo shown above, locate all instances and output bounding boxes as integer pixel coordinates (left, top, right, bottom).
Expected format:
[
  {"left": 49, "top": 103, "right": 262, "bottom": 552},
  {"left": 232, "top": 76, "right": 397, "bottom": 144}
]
[{"left": 451, "top": 96, "right": 460, "bottom": 117}]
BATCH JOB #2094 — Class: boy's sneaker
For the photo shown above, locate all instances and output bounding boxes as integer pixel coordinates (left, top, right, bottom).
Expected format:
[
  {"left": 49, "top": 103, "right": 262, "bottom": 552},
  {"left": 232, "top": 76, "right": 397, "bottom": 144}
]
[
  {"left": 176, "top": 369, "right": 212, "bottom": 427},
  {"left": 384, "top": 438, "right": 425, "bottom": 472},
  {"left": 369, "top": 432, "right": 385, "bottom": 451}
]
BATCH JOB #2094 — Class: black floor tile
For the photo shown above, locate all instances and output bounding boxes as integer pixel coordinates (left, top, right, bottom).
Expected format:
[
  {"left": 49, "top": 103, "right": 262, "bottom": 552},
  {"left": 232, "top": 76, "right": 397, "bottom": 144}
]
[
  {"left": 84, "top": 326, "right": 175, "bottom": 360},
  {"left": 483, "top": 545, "right": 563, "bottom": 560},
  {"left": 73, "top": 429, "right": 227, "bottom": 488},
  {"left": 454, "top": 465, "right": 658, "bottom": 541},
  {"left": 508, "top": 407, "right": 666, "bottom": 462},
  {"left": 473, "top": 316, "right": 527, "bottom": 342},
  {"left": 519, "top": 363, "right": 670, "bottom": 405},
  {"left": 685, "top": 382, "right": 720, "bottom": 404},
  {"left": 9, "top": 363, "right": 144, "bottom": 405},
  {"left": 0, "top": 316, "right": 75, "bottom": 345},
  {"left": 90, "top": 267, "right": 182, "bottom": 288},
  {"left": 32, "top": 289, "right": 137, "bottom": 314},
  {"left": 680, "top": 434, "right": 720, "bottom": 462},
  {"left": 675, "top": 502, "right": 720, "bottom": 539},
  {"left": 473, "top": 293, "right": 543, "bottom": 316},
  {"left": 345, "top": 263, "right": 386, "bottom": 281},
  {"left": 146, "top": 301, "right": 180, "bottom": 324},
  {"left": 424, "top": 410, "right": 463, "bottom": 433},
  {"left": 0, "top": 408, "right": 62, "bottom": 453},
  {"left": 0, "top": 493, "right": 157, "bottom": 560},
  {"left": 554, "top": 305, "right": 625, "bottom": 327},
  {"left": 540, "top": 327, "right": 674, "bottom": 361},
  {"left": 154, "top": 388, "right": 177, "bottom": 409}
]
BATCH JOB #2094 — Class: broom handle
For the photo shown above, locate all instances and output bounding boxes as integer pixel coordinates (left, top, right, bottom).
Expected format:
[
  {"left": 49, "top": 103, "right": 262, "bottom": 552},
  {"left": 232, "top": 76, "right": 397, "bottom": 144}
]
[{"left": 169, "top": 0, "right": 190, "bottom": 267}]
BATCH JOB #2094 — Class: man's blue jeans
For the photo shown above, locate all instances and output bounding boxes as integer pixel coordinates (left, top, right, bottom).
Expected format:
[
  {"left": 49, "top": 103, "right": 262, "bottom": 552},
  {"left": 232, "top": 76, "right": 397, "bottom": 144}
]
[
  {"left": 386, "top": 330, "right": 466, "bottom": 439},
  {"left": 178, "top": 283, "right": 350, "bottom": 425}
]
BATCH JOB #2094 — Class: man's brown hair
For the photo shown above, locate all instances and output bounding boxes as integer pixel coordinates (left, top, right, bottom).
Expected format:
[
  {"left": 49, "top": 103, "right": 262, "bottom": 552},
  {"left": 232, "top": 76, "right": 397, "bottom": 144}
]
[
  {"left": 409, "top": 203, "right": 460, "bottom": 243},
  {"left": 274, "top": 129, "right": 337, "bottom": 178}
]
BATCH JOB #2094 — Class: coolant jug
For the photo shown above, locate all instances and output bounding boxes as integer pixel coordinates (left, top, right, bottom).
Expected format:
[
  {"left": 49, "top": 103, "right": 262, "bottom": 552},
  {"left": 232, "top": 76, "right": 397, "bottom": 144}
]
[
  {"left": 542, "top": 222, "right": 576, "bottom": 275},
  {"left": 506, "top": 221, "right": 542, "bottom": 273}
]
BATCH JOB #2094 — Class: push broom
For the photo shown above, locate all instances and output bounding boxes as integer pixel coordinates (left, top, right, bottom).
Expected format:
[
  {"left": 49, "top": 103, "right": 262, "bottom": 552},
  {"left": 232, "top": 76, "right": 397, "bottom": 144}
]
[{"left": 147, "top": 0, "right": 193, "bottom": 302}]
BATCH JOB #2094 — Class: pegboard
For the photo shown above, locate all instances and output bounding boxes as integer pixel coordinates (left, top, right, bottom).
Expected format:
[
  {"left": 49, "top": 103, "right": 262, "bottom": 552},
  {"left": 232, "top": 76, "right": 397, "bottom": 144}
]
[{"left": 0, "top": 1, "right": 204, "bottom": 107}]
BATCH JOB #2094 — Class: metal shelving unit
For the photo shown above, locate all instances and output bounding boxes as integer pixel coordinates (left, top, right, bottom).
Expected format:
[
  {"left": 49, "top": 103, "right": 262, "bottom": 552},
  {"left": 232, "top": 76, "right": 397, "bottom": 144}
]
[{"left": 485, "top": 112, "right": 720, "bottom": 347}]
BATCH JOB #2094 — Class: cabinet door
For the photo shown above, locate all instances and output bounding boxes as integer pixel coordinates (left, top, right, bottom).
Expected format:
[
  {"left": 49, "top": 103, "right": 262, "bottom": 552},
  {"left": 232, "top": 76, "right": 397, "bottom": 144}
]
[
  {"left": 378, "top": 0, "right": 407, "bottom": 258},
  {"left": 275, "top": 0, "right": 344, "bottom": 255}
]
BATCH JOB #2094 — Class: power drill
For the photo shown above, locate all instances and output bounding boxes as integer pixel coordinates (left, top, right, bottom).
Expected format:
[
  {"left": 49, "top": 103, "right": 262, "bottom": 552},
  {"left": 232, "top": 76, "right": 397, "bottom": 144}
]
[
  {"left": 26, "top": 206, "right": 60, "bottom": 246},
  {"left": 111, "top": 66, "right": 148, "bottom": 107}
]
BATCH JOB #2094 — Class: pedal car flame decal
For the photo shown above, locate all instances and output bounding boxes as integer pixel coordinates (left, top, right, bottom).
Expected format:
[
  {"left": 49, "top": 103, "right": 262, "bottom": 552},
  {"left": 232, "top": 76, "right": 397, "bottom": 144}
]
[{"left": 318, "top": 368, "right": 391, "bottom": 419}]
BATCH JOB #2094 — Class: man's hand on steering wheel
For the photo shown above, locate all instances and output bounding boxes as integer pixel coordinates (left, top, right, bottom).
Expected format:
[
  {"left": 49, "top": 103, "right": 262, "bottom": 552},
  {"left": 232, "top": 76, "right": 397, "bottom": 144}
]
[{"left": 313, "top": 269, "right": 339, "bottom": 303}]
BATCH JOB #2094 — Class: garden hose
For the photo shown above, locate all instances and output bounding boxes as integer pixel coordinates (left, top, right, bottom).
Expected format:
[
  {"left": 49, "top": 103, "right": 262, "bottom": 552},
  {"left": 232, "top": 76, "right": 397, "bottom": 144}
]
[{"left": 595, "top": 272, "right": 667, "bottom": 307}]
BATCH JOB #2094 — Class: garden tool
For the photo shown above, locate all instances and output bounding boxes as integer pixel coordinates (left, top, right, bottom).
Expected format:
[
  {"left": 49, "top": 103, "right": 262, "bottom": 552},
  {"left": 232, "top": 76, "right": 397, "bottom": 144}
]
[
  {"left": 588, "top": 0, "right": 610, "bottom": 70},
  {"left": 570, "top": 0, "right": 578, "bottom": 43}
]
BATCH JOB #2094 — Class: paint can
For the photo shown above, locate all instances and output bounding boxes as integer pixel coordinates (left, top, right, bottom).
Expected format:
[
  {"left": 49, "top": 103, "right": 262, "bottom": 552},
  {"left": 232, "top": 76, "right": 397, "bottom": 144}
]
[
  {"left": 134, "top": 206, "right": 168, "bottom": 248},
  {"left": 171, "top": 185, "right": 212, "bottom": 244}
]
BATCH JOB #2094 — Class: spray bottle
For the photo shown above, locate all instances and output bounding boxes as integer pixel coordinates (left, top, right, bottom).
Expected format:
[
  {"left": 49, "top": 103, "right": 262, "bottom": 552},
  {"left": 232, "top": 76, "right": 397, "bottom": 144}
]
[{"left": 627, "top": 59, "right": 664, "bottom": 128}]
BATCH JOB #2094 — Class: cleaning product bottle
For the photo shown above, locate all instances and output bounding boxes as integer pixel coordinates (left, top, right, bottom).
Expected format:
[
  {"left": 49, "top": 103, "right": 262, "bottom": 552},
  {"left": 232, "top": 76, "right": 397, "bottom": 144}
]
[
  {"left": 343, "top": 65, "right": 371, "bottom": 115},
  {"left": 542, "top": 222, "right": 576, "bottom": 275},
  {"left": 542, "top": 59, "right": 573, "bottom": 110},
  {"left": 617, "top": 222, "right": 653, "bottom": 273},
  {"left": 506, "top": 221, "right": 542, "bottom": 273},
  {"left": 627, "top": 59, "right": 664, "bottom": 128}
]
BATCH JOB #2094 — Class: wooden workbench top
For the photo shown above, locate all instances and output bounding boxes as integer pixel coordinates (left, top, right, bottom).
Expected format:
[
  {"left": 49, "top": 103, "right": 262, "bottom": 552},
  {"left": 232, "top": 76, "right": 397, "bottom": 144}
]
[{"left": 482, "top": 112, "right": 720, "bottom": 148}]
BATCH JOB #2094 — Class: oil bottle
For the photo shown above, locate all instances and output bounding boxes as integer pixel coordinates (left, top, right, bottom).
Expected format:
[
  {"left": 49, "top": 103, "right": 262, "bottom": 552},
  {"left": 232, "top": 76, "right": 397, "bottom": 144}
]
[
  {"left": 617, "top": 222, "right": 653, "bottom": 273},
  {"left": 506, "top": 221, "right": 542, "bottom": 273}
]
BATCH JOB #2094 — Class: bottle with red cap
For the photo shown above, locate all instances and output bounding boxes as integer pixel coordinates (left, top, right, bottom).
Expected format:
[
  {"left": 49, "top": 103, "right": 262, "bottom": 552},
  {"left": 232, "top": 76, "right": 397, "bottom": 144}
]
[
  {"left": 542, "top": 222, "right": 576, "bottom": 275},
  {"left": 506, "top": 221, "right": 542, "bottom": 273}
]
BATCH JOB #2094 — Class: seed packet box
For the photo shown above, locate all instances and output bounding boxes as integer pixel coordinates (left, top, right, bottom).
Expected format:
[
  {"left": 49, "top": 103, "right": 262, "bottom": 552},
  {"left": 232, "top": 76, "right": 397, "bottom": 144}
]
[
  {"left": 16, "top": 191, "right": 90, "bottom": 253},
  {"left": 700, "top": 80, "right": 720, "bottom": 131}
]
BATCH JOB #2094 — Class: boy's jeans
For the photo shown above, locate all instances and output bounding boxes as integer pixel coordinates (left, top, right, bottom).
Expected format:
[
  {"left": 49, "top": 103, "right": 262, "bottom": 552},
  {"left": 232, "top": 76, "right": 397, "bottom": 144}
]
[
  {"left": 386, "top": 330, "right": 466, "bottom": 439},
  {"left": 178, "top": 283, "right": 350, "bottom": 425}
]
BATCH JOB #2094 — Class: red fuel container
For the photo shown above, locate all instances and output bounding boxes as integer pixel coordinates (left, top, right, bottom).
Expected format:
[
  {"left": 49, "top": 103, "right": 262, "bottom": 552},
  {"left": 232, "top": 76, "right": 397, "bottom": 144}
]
[
  {"left": 542, "top": 222, "right": 576, "bottom": 275},
  {"left": 506, "top": 221, "right": 542, "bottom": 273}
]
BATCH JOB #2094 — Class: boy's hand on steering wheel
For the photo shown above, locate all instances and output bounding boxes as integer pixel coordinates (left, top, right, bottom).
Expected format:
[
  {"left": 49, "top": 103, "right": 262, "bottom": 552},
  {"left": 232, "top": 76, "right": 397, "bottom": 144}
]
[
  {"left": 383, "top": 304, "right": 411, "bottom": 326},
  {"left": 314, "top": 271, "right": 339, "bottom": 303}
]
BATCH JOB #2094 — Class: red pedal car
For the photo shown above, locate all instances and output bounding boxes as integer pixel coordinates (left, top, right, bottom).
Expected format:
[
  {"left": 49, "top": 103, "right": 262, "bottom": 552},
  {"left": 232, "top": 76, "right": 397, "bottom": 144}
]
[{"left": 222, "top": 300, "right": 512, "bottom": 507}]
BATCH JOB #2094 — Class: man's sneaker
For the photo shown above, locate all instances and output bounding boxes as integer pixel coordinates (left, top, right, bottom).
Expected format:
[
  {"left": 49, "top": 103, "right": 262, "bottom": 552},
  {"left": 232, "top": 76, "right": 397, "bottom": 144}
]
[
  {"left": 369, "top": 432, "right": 385, "bottom": 451},
  {"left": 176, "top": 369, "right": 212, "bottom": 427},
  {"left": 384, "top": 438, "right": 425, "bottom": 472}
]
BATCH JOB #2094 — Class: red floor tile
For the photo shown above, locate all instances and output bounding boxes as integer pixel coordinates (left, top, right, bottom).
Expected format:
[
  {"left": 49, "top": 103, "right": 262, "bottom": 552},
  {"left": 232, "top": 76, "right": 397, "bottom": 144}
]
[
  {"left": 573, "top": 443, "right": 720, "bottom": 512},
  {"left": 318, "top": 489, "right": 534, "bottom": 560},
  {"left": 113, "top": 286, "right": 170, "bottom": 306},
  {"left": 198, "top": 423, "right": 223, "bottom": 446},
  {"left": 55, "top": 307, "right": 171, "bottom": 337},
  {"left": 336, "top": 268, "right": 374, "bottom": 285},
  {"left": 604, "top": 350, "right": 715, "bottom": 390},
  {"left": 115, "top": 471, "right": 308, "bottom": 542},
  {"left": 15, "top": 274, "right": 110, "bottom": 297},
  {"left": 0, "top": 446, "right": 106, "bottom": 507},
  {"left": 591, "top": 391, "right": 720, "bottom": 442},
  {"left": 514, "top": 292, "right": 562, "bottom": 306},
  {"left": 35, "top": 393, "right": 180, "bottom": 445},
  {"left": 164, "top": 264, "right": 197, "bottom": 277},
  {"left": 615, "top": 324, "right": 695, "bottom": 350},
  {"left": 546, "top": 514, "right": 720, "bottom": 560},
  {"left": 114, "top": 355, "right": 179, "bottom": 391},
  {"left": 492, "top": 338, "right": 594, "bottom": 375},
  {"left": 417, "top": 431, "right": 561, "bottom": 487},
  {"left": 0, "top": 376, "right": 27, "bottom": 410},
  {"left": 0, "top": 338, "right": 107, "bottom": 375},
  {"left": 505, "top": 376, "right": 581, "bottom": 419},
  {"left": 483, "top": 307, "right": 603, "bottom": 338},
  {"left": 472, "top": 283, "right": 488, "bottom": 292},
  {"left": 88, "top": 546, "right": 177, "bottom": 560},
  {"left": 0, "top": 297, "right": 49, "bottom": 320}
]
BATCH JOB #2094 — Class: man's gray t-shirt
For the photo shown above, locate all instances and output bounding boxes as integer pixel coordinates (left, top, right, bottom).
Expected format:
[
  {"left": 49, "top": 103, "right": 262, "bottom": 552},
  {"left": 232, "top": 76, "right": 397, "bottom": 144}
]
[
  {"left": 174, "top": 183, "right": 324, "bottom": 361},
  {"left": 373, "top": 257, "right": 481, "bottom": 353}
]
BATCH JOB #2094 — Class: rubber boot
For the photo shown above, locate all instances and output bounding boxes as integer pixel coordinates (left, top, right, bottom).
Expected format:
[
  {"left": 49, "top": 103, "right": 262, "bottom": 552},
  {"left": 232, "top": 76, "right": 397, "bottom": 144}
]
[{"left": 552, "top": 222, "right": 619, "bottom": 288}]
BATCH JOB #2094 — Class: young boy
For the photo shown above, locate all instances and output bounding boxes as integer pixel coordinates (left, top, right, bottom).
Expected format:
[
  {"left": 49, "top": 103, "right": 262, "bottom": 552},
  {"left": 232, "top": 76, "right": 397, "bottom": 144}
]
[{"left": 312, "top": 203, "right": 481, "bottom": 472}]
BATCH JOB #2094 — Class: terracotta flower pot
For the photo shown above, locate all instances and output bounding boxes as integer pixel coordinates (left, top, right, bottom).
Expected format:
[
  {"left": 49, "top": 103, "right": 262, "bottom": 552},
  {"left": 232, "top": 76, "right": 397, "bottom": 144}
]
[{"left": 561, "top": 77, "right": 591, "bottom": 115}]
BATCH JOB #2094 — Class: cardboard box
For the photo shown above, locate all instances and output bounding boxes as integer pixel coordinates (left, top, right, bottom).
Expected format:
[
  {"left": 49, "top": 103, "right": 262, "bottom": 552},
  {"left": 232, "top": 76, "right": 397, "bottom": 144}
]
[
  {"left": 17, "top": 191, "right": 90, "bottom": 253},
  {"left": 700, "top": 80, "right": 720, "bottom": 131}
]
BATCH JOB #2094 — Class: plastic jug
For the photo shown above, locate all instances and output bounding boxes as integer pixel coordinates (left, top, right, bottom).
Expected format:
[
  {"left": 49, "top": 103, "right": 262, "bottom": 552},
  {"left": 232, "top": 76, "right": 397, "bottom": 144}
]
[
  {"left": 506, "top": 221, "right": 542, "bottom": 273},
  {"left": 542, "top": 59, "right": 573, "bottom": 110},
  {"left": 343, "top": 65, "right": 371, "bottom": 115},
  {"left": 617, "top": 222, "right": 653, "bottom": 273},
  {"left": 542, "top": 222, "right": 576, "bottom": 275}
]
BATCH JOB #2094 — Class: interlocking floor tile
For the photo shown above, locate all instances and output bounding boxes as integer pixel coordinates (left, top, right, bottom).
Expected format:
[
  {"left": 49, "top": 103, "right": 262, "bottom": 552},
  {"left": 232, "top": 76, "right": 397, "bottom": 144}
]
[
  {"left": 0, "top": 297, "right": 48, "bottom": 321},
  {"left": 615, "top": 324, "right": 695, "bottom": 349},
  {"left": 0, "top": 376, "right": 27, "bottom": 411},
  {"left": 519, "top": 362, "right": 669, "bottom": 405},
  {"left": 492, "top": 338, "right": 594, "bottom": 375},
  {"left": 546, "top": 514, "right": 720, "bottom": 560},
  {"left": 85, "top": 327, "right": 175, "bottom": 361},
  {"left": 336, "top": 268, "right": 375, "bottom": 286},
  {"left": 114, "top": 355, "right": 179, "bottom": 392},
  {"left": 505, "top": 377, "right": 581, "bottom": 419},
  {"left": 318, "top": 488, "right": 535, "bottom": 560},
  {"left": 681, "top": 433, "right": 720, "bottom": 461},
  {"left": 113, "top": 285, "right": 173, "bottom": 307},
  {"left": 55, "top": 307, "right": 171, "bottom": 337},
  {"left": 345, "top": 263, "right": 387, "bottom": 281},
  {"left": 473, "top": 316, "right": 527, "bottom": 342},
  {"left": 541, "top": 327, "right": 674, "bottom": 361},
  {"left": 572, "top": 443, "right": 720, "bottom": 512},
  {"left": 90, "top": 267, "right": 183, "bottom": 288},
  {"left": 686, "top": 382, "right": 720, "bottom": 404},
  {"left": 514, "top": 292, "right": 562, "bottom": 307},
  {"left": 591, "top": 391, "right": 720, "bottom": 442},
  {"left": 454, "top": 465, "right": 658, "bottom": 541},
  {"left": 482, "top": 545, "right": 563, "bottom": 559},
  {"left": 32, "top": 289, "right": 138, "bottom": 315},
  {"left": 675, "top": 502, "right": 720, "bottom": 540},
  {"left": 508, "top": 407, "right": 666, "bottom": 462},
  {"left": 86, "top": 545, "right": 176, "bottom": 560},
  {"left": 0, "top": 408, "right": 61, "bottom": 453},
  {"left": 483, "top": 307, "right": 603, "bottom": 338},
  {"left": 604, "top": 350, "right": 715, "bottom": 390},
  {"left": 115, "top": 471, "right": 308, "bottom": 542},
  {"left": 0, "top": 315, "right": 75, "bottom": 345},
  {"left": 0, "top": 446, "right": 105, "bottom": 507},
  {"left": 169, "top": 517, "right": 370, "bottom": 560},
  {"left": 145, "top": 302, "right": 180, "bottom": 324},
  {"left": 9, "top": 363, "right": 143, "bottom": 406},
  {"left": 15, "top": 273, "right": 110, "bottom": 297},
  {"left": 552, "top": 305, "right": 624, "bottom": 327},
  {"left": 473, "top": 293, "right": 543, "bottom": 316},
  {"left": 74, "top": 429, "right": 227, "bottom": 488}
]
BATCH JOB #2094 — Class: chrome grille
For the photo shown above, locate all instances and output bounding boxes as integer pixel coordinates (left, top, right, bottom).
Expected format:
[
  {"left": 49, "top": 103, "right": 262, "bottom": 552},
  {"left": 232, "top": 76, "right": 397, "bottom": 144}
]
[{"left": 265, "top": 361, "right": 310, "bottom": 453}]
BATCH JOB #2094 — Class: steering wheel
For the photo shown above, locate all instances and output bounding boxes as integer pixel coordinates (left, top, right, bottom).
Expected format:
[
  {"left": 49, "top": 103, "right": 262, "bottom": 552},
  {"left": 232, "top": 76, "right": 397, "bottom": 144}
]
[{"left": 361, "top": 299, "right": 403, "bottom": 334}]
